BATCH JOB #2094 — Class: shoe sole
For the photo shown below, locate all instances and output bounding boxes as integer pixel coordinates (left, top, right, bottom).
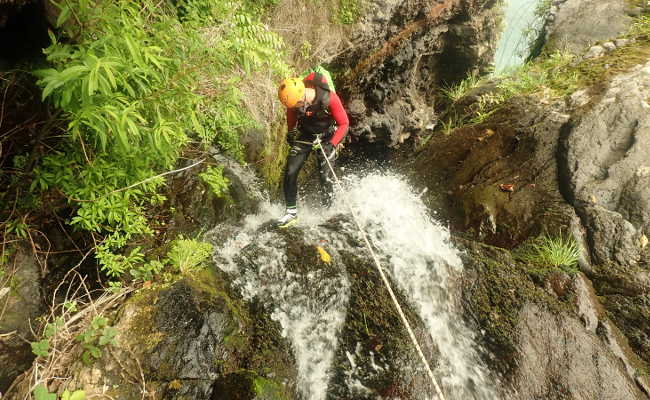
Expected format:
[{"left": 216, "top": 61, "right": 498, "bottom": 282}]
[{"left": 277, "top": 218, "right": 298, "bottom": 229}]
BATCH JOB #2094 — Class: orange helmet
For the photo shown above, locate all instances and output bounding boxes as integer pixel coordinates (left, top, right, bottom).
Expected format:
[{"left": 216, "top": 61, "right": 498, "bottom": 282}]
[{"left": 278, "top": 78, "right": 305, "bottom": 108}]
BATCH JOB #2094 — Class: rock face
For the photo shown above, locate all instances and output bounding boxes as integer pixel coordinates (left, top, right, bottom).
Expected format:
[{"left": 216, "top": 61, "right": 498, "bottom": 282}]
[
  {"left": 167, "top": 151, "right": 265, "bottom": 235},
  {"left": 544, "top": 0, "right": 635, "bottom": 53},
  {"left": 461, "top": 242, "right": 649, "bottom": 399},
  {"left": 515, "top": 304, "right": 645, "bottom": 399},
  {"left": 0, "top": 245, "right": 43, "bottom": 392},
  {"left": 413, "top": 54, "right": 650, "bottom": 398},
  {"left": 55, "top": 268, "right": 298, "bottom": 400},
  {"left": 412, "top": 95, "right": 575, "bottom": 248},
  {"left": 559, "top": 61, "right": 650, "bottom": 268},
  {"left": 340, "top": 0, "right": 500, "bottom": 146}
]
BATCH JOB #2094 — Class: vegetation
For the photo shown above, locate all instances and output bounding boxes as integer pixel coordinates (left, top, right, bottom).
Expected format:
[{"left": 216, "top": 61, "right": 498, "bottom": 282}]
[
  {"left": 430, "top": 13, "right": 650, "bottom": 138},
  {"left": 1, "top": 0, "right": 291, "bottom": 282},
  {"left": 515, "top": 233, "right": 580, "bottom": 273},
  {"left": 336, "top": 0, "right": 363, "bottom": 25},
  {"left": 166, "top": 235, "right": 214, "bottom": 273}
]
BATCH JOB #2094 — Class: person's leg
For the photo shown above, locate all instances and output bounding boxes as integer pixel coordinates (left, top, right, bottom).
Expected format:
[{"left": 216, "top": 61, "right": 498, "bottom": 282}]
[
  {"left": 316, "top": 143, "right": 336, "bottom": 207},
  {"left": 279, "top": 142, "right": 311, "bottom": 226}
]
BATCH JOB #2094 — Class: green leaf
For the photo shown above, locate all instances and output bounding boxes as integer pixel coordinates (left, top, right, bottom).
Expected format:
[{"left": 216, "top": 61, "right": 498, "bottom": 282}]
[
  {"left": 70, "top": 390, "right": 86, "bottom": 400},
  {"left": 81, "top": 350, "right": 92, "bottom": 366},
  {"left": 89, "top": 345, "right": 102, "bottom": 359},
  {"left": 99, "top": 326, "right": 117, "bottom": 346},
  {"left": 31, "top": 339, "right": 50, "bottom": 358},
  {"left": 33, "top": 384, "right": 57, "bottom": 400},
  {"left": 56, "top": 4, "right": 72, "bottom": 28}
]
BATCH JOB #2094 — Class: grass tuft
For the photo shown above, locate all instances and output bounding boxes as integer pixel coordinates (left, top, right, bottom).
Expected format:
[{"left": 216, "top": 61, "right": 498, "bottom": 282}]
[{"left": 515, "top": 233, "right": 580, "bottom": 273}]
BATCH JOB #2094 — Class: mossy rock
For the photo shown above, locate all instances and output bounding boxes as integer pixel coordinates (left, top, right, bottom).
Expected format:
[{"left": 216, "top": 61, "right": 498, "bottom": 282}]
[
  {"left": 326, "top": 249, "right": 429, "bottom": 399},
  {"left": 459, "top": 240, "right": 567, "bottom": 378},
  {"left": 211, "top": 370, "right": 289, "bottom": 400},
  {"left": 602, "top": 293, "right": 650, "bottom": 367}
]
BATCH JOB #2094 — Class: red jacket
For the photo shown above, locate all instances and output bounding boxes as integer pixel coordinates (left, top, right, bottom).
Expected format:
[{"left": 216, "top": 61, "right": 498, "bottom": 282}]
[{"left": 286, "top": 90, "right": 349, "bottom": 146}]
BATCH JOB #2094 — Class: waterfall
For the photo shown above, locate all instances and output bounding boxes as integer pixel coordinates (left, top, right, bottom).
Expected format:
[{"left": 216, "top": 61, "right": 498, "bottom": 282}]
[
  {"left": 209, "top": 169, "right": 499, "bottom": 399},
  {"left": 493, "top": 0, "right": 545, "bottom": 73}
]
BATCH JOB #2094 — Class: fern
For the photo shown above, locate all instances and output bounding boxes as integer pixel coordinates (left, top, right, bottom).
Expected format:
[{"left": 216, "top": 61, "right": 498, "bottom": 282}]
[{"left": 30, "top": 0, "right": 290, "bottom": 278}]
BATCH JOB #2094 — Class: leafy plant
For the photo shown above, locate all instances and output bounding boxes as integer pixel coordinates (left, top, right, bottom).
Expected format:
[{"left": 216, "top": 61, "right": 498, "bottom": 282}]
[
  {"left": 336, "top": 0, "right": 362, "bottom": 24},
  {"left": 515, "top": 233, "right": 580, "bottom": 273},
  {"left": 3, "top": 217, "right": 30, "bottom": 239},
  {"left": 130, "top": 259, "right": 165, "bottom": 281},
  {"left": 440, "top": 71, "right": 483, "bottom": 102},
  {"left": 33, "top": 384, "right": 85, "bottom": 400},
  {"left": 75, "top": 316, "right": 117, "bottom": 366},
  {"left": 61, "top": 390, "right": 86, "bottom": 400},
  {"left": 33, "top": 384, "right": 56, "bottom": 400},
  {"left": 166, "top": 236, "right": 213, "bottom": 273},
  {"left": 199, "top": 166, "right": 230, "bottom": 198},
  {"left": 31, "top": 317, "right": 64, "bottom": 358},
  {"left": 28, "top": 0, "right": 290, "bottom": 279}
]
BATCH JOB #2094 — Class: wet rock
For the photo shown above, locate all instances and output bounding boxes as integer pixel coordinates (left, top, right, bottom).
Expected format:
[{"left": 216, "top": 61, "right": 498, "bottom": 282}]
[
  {"left": 515, "top": 304, "right": 646, "bottom": 399},
  {"left": 211, "top": 371, "right": 289, "bottom": 400},
  {"left": 544, "top": 0, "right": 633, "bottom": 54},
  {"left": 462, "top": 241, "right": 650, "bottom": 398},
  {"left": 341, "top": 0, "right": 500, "bottom": 146},
  {"left": 167, "top": 151, "right": 264, "bottom": 235},
  {"left": 413, "top": 96, "right": 574, "bottom": 248},
  {"left": 59, "top": 268, "right": 297, "bottom": 399},
  {"left": 559, "top": 61, "right": 650, "bottom": 268},
  {"left": 326, "top": 250, "right": 431, "bottom": 399},
  {"left": 0, "top": 245, "right": 43, "bottom": 392},
  {"left": 572, "top": 272, "right": 602, "bottom": 332}
]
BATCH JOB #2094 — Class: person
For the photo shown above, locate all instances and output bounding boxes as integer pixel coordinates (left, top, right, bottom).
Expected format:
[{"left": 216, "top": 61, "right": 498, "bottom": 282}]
[{"left": 276, "top": 71, "right": 349, "bottom": 228}]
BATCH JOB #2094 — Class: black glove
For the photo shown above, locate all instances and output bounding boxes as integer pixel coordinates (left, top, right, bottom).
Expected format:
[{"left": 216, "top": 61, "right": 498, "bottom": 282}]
[
  {"left": 287, "top": 128, "right": 299, "bottom": 144},
  {"left": 322, "top": 141, "right": 337, "bottom": 161}
]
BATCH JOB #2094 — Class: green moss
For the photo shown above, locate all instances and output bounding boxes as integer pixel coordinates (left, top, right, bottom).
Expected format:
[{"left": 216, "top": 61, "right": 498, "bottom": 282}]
[
  {"left": 463, "top": 243, "right": 568, "bottom": 376},
  {"left": 253, "top": 375, "right": 288, "bottom": 399},
  {"left": 212, "top": 370, "right": 289, "bottom": 400},
  {"left": 122, "top": 289, "right": 165, "bottom": 353},
  {"left": 257, "top": 119, "right": 289, "bottom": 193}
]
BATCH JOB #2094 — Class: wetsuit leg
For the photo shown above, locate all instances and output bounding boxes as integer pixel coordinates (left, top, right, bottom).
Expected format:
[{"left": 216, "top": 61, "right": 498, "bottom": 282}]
[
  {"left": 316, "top": 144, "right": 335, "bottom": 207},
  {"left": 283, "top": 142, "right": 312, "bottom": 207}
]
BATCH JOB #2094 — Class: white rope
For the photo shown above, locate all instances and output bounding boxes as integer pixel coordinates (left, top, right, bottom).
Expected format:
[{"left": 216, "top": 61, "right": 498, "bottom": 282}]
[{"left": 317, "top": 142, "right": 447, "bottom": 400}]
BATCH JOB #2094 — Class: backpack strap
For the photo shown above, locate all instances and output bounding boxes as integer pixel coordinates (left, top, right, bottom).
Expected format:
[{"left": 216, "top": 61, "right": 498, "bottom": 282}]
[
  {"left": 304, "top": 71, "right": 332, "bottom": 92},
  {"left": 314, "top": 87, "right": 331, "bottom": 112}
]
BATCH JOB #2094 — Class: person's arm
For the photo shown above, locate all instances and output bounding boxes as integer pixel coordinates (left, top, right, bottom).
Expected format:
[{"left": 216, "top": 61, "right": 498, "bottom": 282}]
[
  {"left": 287, "top": 108, "right": 297, "bottom": 131},
  {"left": 328, "top": 92, "right": 349, "bottom": 146}
]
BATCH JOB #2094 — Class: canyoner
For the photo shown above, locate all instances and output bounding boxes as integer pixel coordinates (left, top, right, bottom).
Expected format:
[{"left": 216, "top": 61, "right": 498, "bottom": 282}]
[{"left": 276, "top": 66, "right": 349, "bottom": 228}]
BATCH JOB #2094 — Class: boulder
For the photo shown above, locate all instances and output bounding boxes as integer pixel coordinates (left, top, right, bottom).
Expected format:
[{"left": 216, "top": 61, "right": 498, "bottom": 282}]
[
  {"left": 167, "top": 150, "right": 265, "bottom": 235},
  {"left": 0, "top": 245, "right": 43, "bottom": 392},
  {"left": 559, "top": 61, "right": 650, "bottom": 267},
  {"left": 461, "top": 241, "right": 649, "bottom": 398},
  {"left": 56, "top": 268, "right": 297, "bottom": 400},
  {"left": 412, "top": 96, "right": 574, "bottom": 248},
  {"left": 544, "top": 0, "right": 634, "bottom": 54},
  {"left": 340, "top": 0, "right": 500, "bottom": 146},
  {"left": 515, "top": 304, "right": 646, "bottom": 399}
]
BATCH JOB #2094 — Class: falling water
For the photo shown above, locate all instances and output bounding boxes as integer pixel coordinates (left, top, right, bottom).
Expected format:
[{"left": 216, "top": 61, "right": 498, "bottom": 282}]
[
  {"left": 209, "top": 168, "right": 499, "bottom": 399},
  {"left": 330, "top": 173, "right": 498, "bottom": 399},
  {"left": 493, "top": 0, "right": 545, "bottom": 73}
]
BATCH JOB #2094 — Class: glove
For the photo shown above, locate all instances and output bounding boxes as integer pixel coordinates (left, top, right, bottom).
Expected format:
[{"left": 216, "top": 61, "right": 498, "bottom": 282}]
[
  {"left": 322, "top": 141, "right": 337, "bottom": 161},
  {"left": 286, "top": 128, "right": 299, "bottom": 144}
]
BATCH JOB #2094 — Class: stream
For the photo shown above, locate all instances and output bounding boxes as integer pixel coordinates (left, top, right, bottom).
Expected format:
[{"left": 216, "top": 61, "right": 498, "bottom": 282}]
[{"left": 209, "top": 165, "right": 501, "bottom": 399}]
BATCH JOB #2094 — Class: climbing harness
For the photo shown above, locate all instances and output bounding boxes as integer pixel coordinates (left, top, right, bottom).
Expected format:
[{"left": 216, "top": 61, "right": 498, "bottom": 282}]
[{"left": 316, "top": 139, "right": 447, "bottom": 400}]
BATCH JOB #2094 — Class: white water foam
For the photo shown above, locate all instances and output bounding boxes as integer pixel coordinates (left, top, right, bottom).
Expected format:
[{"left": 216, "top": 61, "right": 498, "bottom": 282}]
[
  {"left": 330, "top": 172, "right": 499, "bottom": 399},
  {"left": 210, "top": 201, "right": 349, "bottom": 400},
  {"left": 210, "top": 169, "right": 498, "bottom": 399}
]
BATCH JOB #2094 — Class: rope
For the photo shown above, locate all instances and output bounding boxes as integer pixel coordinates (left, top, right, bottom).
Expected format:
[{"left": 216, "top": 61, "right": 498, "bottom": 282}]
[{"left": 316, "top": 141, "right": 447, "bottom": 400}]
